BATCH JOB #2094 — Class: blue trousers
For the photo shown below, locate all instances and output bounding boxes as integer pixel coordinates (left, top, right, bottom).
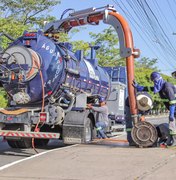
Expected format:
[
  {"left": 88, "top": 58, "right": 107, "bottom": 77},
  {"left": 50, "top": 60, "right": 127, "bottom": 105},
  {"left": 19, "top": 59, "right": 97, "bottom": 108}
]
[{"left": 96, "top": 121, "right": 107, "bottom": 138}]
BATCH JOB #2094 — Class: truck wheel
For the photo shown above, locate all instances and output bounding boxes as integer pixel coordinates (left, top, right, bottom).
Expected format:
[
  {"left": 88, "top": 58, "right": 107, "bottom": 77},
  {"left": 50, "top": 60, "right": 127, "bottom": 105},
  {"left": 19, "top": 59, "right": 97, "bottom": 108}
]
[
  {"left": 16, "top": 138, "right": 32, "bottom": 148},
  {"left": 7, "top": 139, "right": 32, "bottom": 148},
  {"left": 4, "top": 124, "right": 32, "bottom": 148},
  {"left": 34, "top": 125, "right": 50, "bottom": 147},
  {"left": 83, "top": 118, "right": 93, "bottom": 143},
  {"left": 34, "top": 139, "right": 49, "bottom": 147},
  {"left": 7, "top": 140, "right": 19, "bottom": 148}
]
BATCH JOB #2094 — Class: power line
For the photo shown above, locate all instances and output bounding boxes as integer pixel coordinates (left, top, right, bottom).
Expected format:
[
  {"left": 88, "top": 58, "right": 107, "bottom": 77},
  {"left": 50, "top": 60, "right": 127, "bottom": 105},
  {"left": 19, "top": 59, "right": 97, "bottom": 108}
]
[{"left": 112, "top": 0, "right": 176, "bottom": 73}]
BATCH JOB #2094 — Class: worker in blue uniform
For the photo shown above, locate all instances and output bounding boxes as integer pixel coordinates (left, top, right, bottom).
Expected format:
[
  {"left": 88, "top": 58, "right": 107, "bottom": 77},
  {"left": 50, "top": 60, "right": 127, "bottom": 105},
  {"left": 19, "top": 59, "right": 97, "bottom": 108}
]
[
  {"left": 87, "top": 97, "right": 109, "bottom": 139},
  {"left": 134, "top": 71, "right": 176, "bottom": 146},
  {"left": 156, "top": 123, "right": 173, "bottom": 147}
]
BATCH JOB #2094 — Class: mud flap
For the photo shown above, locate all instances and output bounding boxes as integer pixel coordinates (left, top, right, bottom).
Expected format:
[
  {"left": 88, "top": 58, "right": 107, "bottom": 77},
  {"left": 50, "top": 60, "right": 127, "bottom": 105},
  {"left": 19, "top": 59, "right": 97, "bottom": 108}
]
[
  {"left": 63, "top": 124, "right": 84, "bottom": 144},
  {"left": 63, "top": 110, "right": 92, "bottom": 144}
]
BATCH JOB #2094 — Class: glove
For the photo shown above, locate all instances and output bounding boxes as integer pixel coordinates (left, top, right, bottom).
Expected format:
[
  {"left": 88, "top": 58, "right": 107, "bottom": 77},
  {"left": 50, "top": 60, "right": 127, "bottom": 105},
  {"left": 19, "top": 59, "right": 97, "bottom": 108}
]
[
  {"left": 133, "top": 80, "right": 144, "bottom": 92},
  {"left": 169, "top": 104, "right": 175, "bottom": 122}
]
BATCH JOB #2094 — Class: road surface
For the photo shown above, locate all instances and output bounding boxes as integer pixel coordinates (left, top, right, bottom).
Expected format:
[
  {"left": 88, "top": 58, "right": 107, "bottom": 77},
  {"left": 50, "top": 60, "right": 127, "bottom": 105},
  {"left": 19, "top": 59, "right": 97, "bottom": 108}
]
[
  {"left": 0, "top": 138, "right": 65, "bottom": 168},
  {"left": 0, "top": 116, "right": 175, "bottom": 180}
]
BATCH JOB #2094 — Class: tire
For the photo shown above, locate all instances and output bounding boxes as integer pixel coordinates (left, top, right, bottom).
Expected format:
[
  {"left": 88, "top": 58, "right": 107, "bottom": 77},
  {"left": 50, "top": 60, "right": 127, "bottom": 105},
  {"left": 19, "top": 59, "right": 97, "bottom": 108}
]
[
  {"left": 7, "top": 140, "right": 19, "bottom": 148},
  {"left": 16, "top": 138, "right": 32, "bottom": 148},
  {"left": 8, "top": 138, "right": 49, "bottom": 149},
  {"left": 83, "top": 118, "right": 93, "bottom": 143},
  {"left": 34, "top": 139, "right": 49, "bottom": 147},
  {"left": 7, "top": 138, "right": 32, "bottom": 148},
  {"left": 34, "top": 125, "right": 50, "bottom": 147},
  {"left": 4, "top": 124, "right": 32, "bottom": 148}
]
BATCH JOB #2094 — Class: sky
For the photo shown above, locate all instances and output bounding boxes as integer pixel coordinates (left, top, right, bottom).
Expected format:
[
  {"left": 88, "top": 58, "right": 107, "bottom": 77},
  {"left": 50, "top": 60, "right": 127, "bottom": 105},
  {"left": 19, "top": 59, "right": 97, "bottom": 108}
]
[{"left": 49, "top": 0, "right": 176, "bottom": 76}]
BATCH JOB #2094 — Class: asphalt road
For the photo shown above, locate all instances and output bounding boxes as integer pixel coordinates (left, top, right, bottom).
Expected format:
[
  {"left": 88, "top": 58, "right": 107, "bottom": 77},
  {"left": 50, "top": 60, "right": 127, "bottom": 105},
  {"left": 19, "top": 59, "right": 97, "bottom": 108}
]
[
  {"left": 0, "top": 115, "right": 172, "bottom": 180},
  {"left": 0, "top": 116, "right": 168, "bottom": 168},
  {"left": 0, "top": 139, "right": 66, "bottom": 168},
  {"left": 146, "top": 115, "right": 168, "bottom": 125},
  {"left": 0, "top": 131, "right": 176, "bottom": 180}
]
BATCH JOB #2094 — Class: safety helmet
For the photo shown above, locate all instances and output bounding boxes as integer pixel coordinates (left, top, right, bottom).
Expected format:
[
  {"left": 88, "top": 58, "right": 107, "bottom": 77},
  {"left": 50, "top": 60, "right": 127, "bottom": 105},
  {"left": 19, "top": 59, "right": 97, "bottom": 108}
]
[
  {"left": 150, "top": 72, "right": 162, "bottom": 82},
  {"left": 99, "top": 96, "right": 106, "bottom": 103}
]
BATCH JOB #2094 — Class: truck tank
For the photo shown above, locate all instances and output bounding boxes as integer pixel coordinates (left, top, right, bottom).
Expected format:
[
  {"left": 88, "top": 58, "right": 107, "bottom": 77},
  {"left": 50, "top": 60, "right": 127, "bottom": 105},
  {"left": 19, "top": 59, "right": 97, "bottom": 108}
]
[
  {"left": 0, "top": 5, "right": 158, "bottom": 148},
  {"left": 0, "top": 30, "right": 110, "bottom": 107}
]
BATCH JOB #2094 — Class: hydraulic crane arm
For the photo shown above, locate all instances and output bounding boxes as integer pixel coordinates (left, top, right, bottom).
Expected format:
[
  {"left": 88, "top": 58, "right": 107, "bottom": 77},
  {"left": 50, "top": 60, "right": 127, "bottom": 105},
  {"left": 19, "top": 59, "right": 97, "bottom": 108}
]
[
  {"left": 44, "top": 4, "right": 139, "bottom": 121},
  {"left": 44, "top": 5, "right": 158, "bottom": 147}
]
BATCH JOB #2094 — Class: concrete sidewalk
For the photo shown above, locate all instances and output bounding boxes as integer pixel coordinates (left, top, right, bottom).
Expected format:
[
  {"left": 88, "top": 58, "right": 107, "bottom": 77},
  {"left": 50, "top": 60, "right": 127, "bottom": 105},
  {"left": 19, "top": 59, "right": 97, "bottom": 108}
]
[{"left": 0, "top": 139, "right": 176, "bottom": 180}]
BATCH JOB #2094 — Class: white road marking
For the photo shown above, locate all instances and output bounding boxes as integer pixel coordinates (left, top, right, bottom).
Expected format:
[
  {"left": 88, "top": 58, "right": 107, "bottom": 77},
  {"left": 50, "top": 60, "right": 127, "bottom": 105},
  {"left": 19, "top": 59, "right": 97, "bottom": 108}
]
[{"left": 0, "top": 144, "right": 78, "bottom": 171}]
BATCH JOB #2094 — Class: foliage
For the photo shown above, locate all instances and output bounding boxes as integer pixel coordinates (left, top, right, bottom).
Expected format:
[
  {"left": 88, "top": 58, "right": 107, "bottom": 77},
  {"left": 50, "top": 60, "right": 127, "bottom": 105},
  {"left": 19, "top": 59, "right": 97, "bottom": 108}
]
[
  {"left": 135, "top": 57, "right": 176, "bottom": 111},
  {"left": 135, "top": 57, "right": 158, "bottom": 70},
  {"left": 0, "top": 88, "right": 7, "bottom": 108},
  {"left": 0, "top": 0, "right": 60, "bottom": 26},
  {"left": 64, "top": 26, "right": 124, "bottom": 64},
  {"left": 0, "top": 0, "right": 60, "bottom": 48},
  {"left": 57, "top": 32, "right": 70, "bottom": 42},
  {"left": 58, "top": 28, "right": 90, "bottom": 56},
  {"left": 89, "top": 27, "right": 125, "bottom": 66},
  {"left": 0, "top": 17, "right": 29, "bottom": 48},
  {"left": 57, "top": 26, "right": 124, "bottom": 65},
  {"left": 71, "top": 40, "right": 89, "bottom": 56},
  {"left": 162, "top": 74, "right": 176, "bottom": 85},
  {"left": 135, "top": 57, "right": 159, "bottom": 86}
]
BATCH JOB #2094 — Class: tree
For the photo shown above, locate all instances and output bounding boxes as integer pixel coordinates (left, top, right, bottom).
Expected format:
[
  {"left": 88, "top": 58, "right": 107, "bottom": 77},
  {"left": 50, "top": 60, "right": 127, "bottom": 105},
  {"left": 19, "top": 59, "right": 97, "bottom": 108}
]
[
  {"left": 0, "top": 0, "right": 60, "bottom": 48},
  {"left": 0, "top": 88, "right": 7, "bottom": 107},
  {"left": 0, "top": 0, "right": 60, "bottom": 27},
  {"left": 135, "top": 57, "right": 159, "bottom": 86},
  {"left": 71, "top": 40, "right": 89, "bottom": 55},
  {"left": 135, "top": 57, "right": 176, "bottom": 114},
  {"left": 89, "top": 27, "right": 125, "bottom": 66},
  {"left": 135, "top": 57, "right": 158, "bottom": 70},
  {"left": 58, "top": 28, "right": 90, "bottom": 56},
  {"left": 57, "top": 26, "right": 124, "bottom": 65}
]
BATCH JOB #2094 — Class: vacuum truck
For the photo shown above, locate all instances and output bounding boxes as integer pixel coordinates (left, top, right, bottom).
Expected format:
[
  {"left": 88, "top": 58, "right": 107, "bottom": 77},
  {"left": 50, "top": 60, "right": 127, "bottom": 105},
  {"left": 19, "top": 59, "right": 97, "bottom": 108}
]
[{"left": 0, "top": 5, "right": 157, "bottom": 148}]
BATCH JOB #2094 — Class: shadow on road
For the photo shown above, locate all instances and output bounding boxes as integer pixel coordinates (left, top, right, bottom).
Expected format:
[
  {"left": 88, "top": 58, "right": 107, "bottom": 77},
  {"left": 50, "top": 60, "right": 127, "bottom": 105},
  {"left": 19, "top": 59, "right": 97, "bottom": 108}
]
[{"left": 0, "top": 139, "right": 69, "bottom": 157}]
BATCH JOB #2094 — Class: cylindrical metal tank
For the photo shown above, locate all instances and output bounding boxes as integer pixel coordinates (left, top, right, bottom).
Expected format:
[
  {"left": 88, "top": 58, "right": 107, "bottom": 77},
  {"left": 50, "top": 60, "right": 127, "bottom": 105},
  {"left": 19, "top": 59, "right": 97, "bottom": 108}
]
[{"left": 0, "top": 31, "right": 110, "bottom": 104}]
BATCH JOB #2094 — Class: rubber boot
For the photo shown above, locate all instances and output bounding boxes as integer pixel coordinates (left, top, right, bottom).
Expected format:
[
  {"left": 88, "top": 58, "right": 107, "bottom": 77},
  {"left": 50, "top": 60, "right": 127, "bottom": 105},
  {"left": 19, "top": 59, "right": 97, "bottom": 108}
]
[
  {"left": 170, "top": 135, "right": 176, "bottom": 146},
  {"left": 169, "top": 120, "right": 176, "bottom": 135}
]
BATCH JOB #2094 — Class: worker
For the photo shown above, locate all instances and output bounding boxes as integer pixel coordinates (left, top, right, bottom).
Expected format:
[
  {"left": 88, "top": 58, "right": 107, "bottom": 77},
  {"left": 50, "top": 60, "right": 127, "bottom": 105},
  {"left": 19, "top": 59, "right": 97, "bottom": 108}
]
[
  {"left": 125, "top": 96, "right": 136, "bottom": 146},
  {"left": 87, "top": 97, "right": 109, "bottom": 139},
  {"left": 125, "top": 92, "right": 152, "bottom": 146},
  {"left": 156, "top": 123, "right": 173, "bottom": 147},
  {"left": 134, "top": 71, "right": 176, "bottom": 145}
]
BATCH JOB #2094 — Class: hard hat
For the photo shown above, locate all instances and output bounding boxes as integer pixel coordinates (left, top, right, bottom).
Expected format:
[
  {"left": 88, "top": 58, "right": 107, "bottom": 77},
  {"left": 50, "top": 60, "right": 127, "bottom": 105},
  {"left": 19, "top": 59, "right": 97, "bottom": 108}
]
[
  {"left": 150, "top": 72, "right": 162, "bottom": 82},
  {"left": 99, "top": 96, "right": 105, "bottom": 103}
]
